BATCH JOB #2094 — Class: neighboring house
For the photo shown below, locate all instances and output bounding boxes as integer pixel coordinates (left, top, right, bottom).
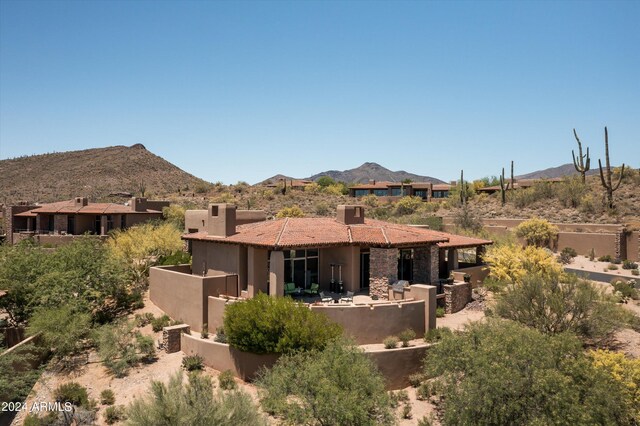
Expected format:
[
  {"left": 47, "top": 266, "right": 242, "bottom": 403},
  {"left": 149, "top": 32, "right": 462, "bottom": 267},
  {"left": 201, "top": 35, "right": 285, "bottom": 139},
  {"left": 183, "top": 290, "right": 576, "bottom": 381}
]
[
  {"left": 349, "top": 181, "right": 451, "bottom": 201},
  {"left": 264, "top": 179, "right": 314, "bottom": 190},
  {"left": 476, "top": 178, "right": 563, "bottom": 195},
  {"left": 151, "top": 203, "right": 490, "bottom": 299},
  {"left": 5, "top": 197, "right": 169, "bottom": 244}
]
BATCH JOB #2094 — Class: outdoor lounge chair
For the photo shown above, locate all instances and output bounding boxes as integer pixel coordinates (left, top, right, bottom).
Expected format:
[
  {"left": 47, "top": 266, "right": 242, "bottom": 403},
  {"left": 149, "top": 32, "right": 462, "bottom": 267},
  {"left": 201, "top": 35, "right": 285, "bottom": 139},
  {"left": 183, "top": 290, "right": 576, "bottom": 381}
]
[
  {"left": 304, "top": 283, "right": 319, "bottom": 295},
  {"left": 340, "top": 291, "right": 354, "bottom": 303},
  {"left": 320, "top": 291, "right": 333, "bottom": 303},
  {"left": 284, "top": 282, "right": 297, "bottom": 296}
]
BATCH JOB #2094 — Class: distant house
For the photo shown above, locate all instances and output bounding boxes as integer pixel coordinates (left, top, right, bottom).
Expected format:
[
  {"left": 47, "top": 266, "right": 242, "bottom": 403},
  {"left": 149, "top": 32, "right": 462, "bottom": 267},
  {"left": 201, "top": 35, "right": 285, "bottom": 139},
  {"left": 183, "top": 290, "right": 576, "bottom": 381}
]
[
  {"left": 349, "top": 181, "right": 451, "bottom": 201},
  {"left": 264, "top": 179, "right": 314, "bottom": 190},
  {"left": 475, "top": 178, "right": 563, "bottom": 195},
  {"left": 5, "top": 197, "right": 169, "bottom": 244}
]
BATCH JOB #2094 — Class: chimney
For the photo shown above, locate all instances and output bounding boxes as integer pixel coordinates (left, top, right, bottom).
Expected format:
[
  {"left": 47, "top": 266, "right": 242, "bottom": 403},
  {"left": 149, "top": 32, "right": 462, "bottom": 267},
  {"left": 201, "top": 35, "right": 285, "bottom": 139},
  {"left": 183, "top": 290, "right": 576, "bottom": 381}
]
[
  {"left": 369, "top": 179, "right": 376, "bottom": 185},
  {"left": 74, "top": 197, "right": 88, "bottom": 207},
  {"left": 130, "top": 197, "right": 148, "bottom": 212},
  {"left": 207, "top": 204, "right": 237, "bottom": 237},
  {"left": 336, "top": 205, "right": 365, "bottom": 225}
]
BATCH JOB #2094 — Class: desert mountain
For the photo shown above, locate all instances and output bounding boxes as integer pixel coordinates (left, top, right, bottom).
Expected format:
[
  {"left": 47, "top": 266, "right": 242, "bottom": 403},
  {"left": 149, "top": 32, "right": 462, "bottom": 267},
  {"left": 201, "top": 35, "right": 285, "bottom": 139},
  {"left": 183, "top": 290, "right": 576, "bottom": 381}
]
[
  {"left": 516, "top": 163, "right": 600, "bottom": 180},
  {"left": 305, "top": 162, "right": 445, "bottom": 184},
  {"left": 0, "top": 144, "right": 211, "bottom": 204}
]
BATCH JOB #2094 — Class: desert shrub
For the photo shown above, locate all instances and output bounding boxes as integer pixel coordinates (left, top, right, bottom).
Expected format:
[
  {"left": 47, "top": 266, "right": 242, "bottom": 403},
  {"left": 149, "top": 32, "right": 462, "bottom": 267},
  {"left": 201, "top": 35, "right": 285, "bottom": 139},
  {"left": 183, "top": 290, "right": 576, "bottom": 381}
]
[
  {"left": 27, "top": 305, "right": 92, "bottom": 359},
  {"left": 304, "top": 182, "right": 321, "bottom": 194},
  {"left": 218, "top": 370, "right": 237, "bottom": 390},
  {"left": 589, "top": 349, "right": 640, "bottom": 420},
  {"left": 100, "top": 389, "right": 116, "bottom": 405},
  {"left": 194, "top": 182, "right": 211, "bottom": 194},
  {"left": 214, "top": 326, "right": 227, "bottom": 343},
  {"left": 257, "top": 339, "right": 393, "bottom": 425},
  {"left": 127, "top": 371, "right": 265, "bottom": 426},
  {"left": 559, "top": 247, "right": 578, "bottom": 264},
  {"left": 408, "top": 373, "right": 424, "bottom": 387},
  {"left": 275, "top": 205, "right": 304, "bottom": 218},
  {"left": 608, "top": 263, "right": 619, "bottom": 270},
  {"left": 556, "top": 176, "right": 587, "bottom": 208},
  {"left": 383, "top": 336, "right": 399, "bottom": 349},
  {"left": 613, "top": 257, "right": 623, "bottom": 264},
  {"left": 633, "top": 269, "right": 639, "bottom": 276},
  {"left": 323, "top": 183, "right": 349, "bottom": 196},
  {"left": 514, "top": 218, "right": 559, "bottom": 247},
  {"left": 398, "top": 328, "right": 416, "bottom": 347},
  {"left": 612, "top": 280, "right": 639, "bottom": 300},
  {"left": 361, "top": 194, "right": 379, "bottom": 207},
  {"left": 200, "top": 323, "right": 209, "bottom": 339},
  {"left": 0, "top": 343, "right": 44, "bottom": 403},
  {"left": 435, "top": 306, "right": 445, "bottom": 318},
  {"left": 182, "top": 354, "right": 204, "bottom": 371},
  {"left": 485, "top": 244, "right": 563, "bottom": 285},
  {"left": 394, "top": 196, "right": 423, "bottom": 215},
  {"left": 104, "top": 405, "right": 127, "bottom": 424},
  {"left": 495, "top": 273, "right": 628, "bottom": 345},
  {"left": 151, "top": 314, "right": 170, "bottom": 332},
  {"left": 623, "top": 260, "right": 639, "bottom": 270},
  {"left": 134, "top": 312, "right": 155, "bottom": 328},
  {"left": 54, "top": 382, "right": 89, "bottom": 408},
  {"left": 314, "top": 201, "right": 330, "bottom": 216},
  {"left": 158, "top": 250, "right": 191, "bottom": 266},
  {"left": 424, "top": 327, "right": 453, "bottom": 343},
  {"left": 598, "top": 254, "right": 613, "bottom": 262},
  {"left": 416, "top": 381, "right": 435, "bottom": 400},
  {"left": 452, "top": 204, "right": 483, "bottom": 234},
  {"left": 561, "top": 247, "right": 578, "bottom": 258},
  {"left": 402, "top": 404, "right": 412, "bottom": 419},
  {"left": 162, "top": 204, "right": 186, "bottom": 230},
  {"left": 223, "top": 293, "right": 342, "bottom": 354},
  {"left": 425, "top": 320, "right": 635, "bottom": 425},
  {"left": 95, "top": 320, "right": 156, "bottom": 377},
  {"left": 316, "top": 176, "right": 336, "bottom": 187}
]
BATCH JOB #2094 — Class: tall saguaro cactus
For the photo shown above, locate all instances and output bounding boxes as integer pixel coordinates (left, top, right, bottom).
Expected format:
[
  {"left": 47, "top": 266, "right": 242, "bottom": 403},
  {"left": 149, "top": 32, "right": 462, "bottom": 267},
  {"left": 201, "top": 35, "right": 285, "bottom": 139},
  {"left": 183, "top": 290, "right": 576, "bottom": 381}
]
[
  {"left": 460, "top": 169, "right": 468, "bottom": 206},
  {"left": 598, "top": 127, "right": 625, "bottom": 209},
  {"left": 572, "top": 129, "right": 591, "bottom": 183},
  {"left": 499, "top": 167, "right": 507, "bottom": 206},
  {"left": 510, "top": 160, "right": 515, "bottom": 191}
]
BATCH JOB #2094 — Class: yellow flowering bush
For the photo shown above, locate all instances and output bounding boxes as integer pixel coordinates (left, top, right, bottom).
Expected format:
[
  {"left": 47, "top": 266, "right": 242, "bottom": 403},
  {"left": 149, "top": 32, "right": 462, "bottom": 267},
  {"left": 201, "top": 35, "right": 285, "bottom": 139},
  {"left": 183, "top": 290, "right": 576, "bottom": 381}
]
[
  {"left": 275, "top": 205, "right": 305, "bottom": 218},
  {"left": 590, "top": 349, "right": 640, "bottom": 420},
  {"left": 485, "top": 244, "right": 563, "bottom": 284},
  {"left": 514, "top": 217, "right": 559, "bottom": 247}
]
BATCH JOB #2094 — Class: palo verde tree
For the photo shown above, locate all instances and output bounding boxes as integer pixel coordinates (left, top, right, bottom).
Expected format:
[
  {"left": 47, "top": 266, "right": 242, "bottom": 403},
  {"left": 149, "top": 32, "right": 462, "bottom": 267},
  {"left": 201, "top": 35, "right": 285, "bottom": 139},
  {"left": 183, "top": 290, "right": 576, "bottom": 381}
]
[
  {"left": 598, "top": 126, "right": 625, "bottom": 209},
  {"left": 572, "top": 128, "right": 591, "bottom": 183}
]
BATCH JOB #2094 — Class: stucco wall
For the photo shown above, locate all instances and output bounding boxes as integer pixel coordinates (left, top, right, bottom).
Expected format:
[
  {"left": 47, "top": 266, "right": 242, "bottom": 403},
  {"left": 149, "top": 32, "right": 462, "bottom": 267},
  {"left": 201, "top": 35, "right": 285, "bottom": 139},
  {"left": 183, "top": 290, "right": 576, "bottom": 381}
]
[
  {"left": 628, "top": 232, "right": 639, "bottom": 262},
  {"left": 452, "top": 265, "right": 489, "bottom": 288},
  {"left": 319, "top": 246, "right": 360, "bottom": 292},
  {"left": 207, "top": 296, "right": 239, "bottom": 332},
  {"left": 181, "top": 333, "right": 280, "bottom": 381},
  {"left": 310, "top": 300, "right": 425, "bottom": 344},
  {"left": 366, "top": 345, "right": 430, "bottom": 390},
  {"left": 557, "top": 232, "right": 618, "bottom": 257},
  {"left": 149, "top": 265, "right": 238, "bottom": 332},
  {"left": 191, "top": 241, "right": 241, "bottom": 277}
]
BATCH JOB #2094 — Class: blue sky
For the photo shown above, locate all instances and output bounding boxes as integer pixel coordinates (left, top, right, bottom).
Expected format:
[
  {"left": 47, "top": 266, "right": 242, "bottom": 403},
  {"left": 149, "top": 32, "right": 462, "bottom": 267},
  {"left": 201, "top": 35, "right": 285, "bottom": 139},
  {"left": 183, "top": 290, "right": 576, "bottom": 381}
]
[{"left": 1, "top": 0, "right": 638, "bottom": 184}]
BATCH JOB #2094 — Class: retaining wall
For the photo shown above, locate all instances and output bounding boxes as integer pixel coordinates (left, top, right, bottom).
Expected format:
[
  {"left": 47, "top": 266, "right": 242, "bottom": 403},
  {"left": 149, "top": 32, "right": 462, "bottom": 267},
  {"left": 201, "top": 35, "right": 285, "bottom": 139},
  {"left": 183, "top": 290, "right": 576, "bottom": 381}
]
[{"left": 366, "top": 345, "right": 431, "bottom": 389}]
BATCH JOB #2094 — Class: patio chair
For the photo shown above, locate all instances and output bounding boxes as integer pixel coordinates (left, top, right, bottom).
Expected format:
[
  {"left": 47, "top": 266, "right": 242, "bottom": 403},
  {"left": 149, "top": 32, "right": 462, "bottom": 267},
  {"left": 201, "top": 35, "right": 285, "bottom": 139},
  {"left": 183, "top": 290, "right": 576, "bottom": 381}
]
[
  {"left": 340, "top": 291, "right": 354, "bottom": 303},
  {"left": 320, "top": 291, "right": 333, "bottom": 303},
  {"left": 284, "top": 282, "right": 296, "bottom": 296},
  {"left": 304, "top": 283, "right": 319, "bottom": 296}
]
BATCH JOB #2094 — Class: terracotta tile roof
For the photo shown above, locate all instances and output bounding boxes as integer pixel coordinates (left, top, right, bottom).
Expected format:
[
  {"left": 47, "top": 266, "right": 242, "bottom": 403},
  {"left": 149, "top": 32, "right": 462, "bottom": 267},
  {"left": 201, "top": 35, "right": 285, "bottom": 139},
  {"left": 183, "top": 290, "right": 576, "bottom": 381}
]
[
  {"left": 436, "top": 232, "right": 493, "bottom": 249},
  {"left": 349, "top": 181, "right": 396, "bottom": 190},
  {"left": 432, "top": 184, "right": 451, "bottom": 191},
  {"left": 183, "top": 218, "right": 452, "bottom": 249},
  {"left": 14, "top": 199, "right": 162, "bottom": 216}
]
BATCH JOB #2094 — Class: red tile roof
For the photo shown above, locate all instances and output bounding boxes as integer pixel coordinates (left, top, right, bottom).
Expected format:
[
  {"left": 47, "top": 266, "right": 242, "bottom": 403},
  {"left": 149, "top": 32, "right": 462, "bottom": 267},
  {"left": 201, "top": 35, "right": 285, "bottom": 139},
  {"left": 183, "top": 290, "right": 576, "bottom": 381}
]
[
  {"left": 436, "top": 233, "right": 493, "bottom": 249},
  {"left": 14, "top": 199, "right": 162, "bottom": 216},
  {"left": 184, "top": 217, "right": 455, "bottom": 249}
]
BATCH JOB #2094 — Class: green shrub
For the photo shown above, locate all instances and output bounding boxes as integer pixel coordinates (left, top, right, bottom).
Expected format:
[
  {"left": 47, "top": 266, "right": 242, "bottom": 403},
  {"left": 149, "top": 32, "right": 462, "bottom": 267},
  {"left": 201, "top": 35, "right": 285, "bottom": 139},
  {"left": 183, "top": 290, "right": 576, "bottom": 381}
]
[
  {"left": 126, "top": 371, "right": 265, "bottom": 425},
  {"left": 598, "top": 254, "right": 613, "bottom": 262},
  {"left": 561, "top": 247, "right": 577, "bottom": 258},
  {"left": 218, "top": 370, "right": 237, "bottom": 390},
  {"left": 401, "top": 404, "right": 412, "bottom": 419},
  {"left": 95, "top": 320, "right": 156, "bottom": 377},
  {"left": 158, "top": 251, "right": 192, "bottom": 266},
  {"left": 257, "top": 339, "right": 393, "bottom": 425},
  {"left": 424, "top": 327, "right": 453, "bottom": 343},
  {"left": 100, "top": 389, "right": 116, "bottom": 405},
  {"left": 134, "top": 312, "right": 155, "bottom": 328},
  {"left": 104, "top": 405, "right": 126, "bottom": 424},
  {"left": 201, "top": 323, "right": 209, "bottom": 339},
  {"left": 435, "top": 307, "right": 445, "bottom": 318},
  {"left": 398, "top": 328, "right": 416, "bottom": 347},
  {"left": 416, "top": 381, "right": 434, "bottom": 400},
  {"left": 425, "top": 320, "right": 636, "bottom": 425},
  {"left": 314, "top": 201, "right": 331, "bottom": 216},
  {"left": 275, "top": 206, "right": 304, "bottom": 218},
  {"left": 54, "top": 382, "right": 89, "bottom": 408},
  {"left": 27, "top": 305, "right": 91, "bottom": 360},
  {"left": 608, "top": 263, "right": 619, "bottom": 270},
  {"left": 151, "top": 314, "right": 170, "bottom": 332},
  {"left": 223, "top": 293, "right": 342, "bottom": 354},
  {"left": 623, "top": 260, "right": 638, "bottom": 270},
  {"left": 408, "top": 373, "right": 423, "bottom": 388},
  {"left": 612, "top": 280, "right": 638, "bottom": 300},
  {"left": 612, "top": 257, "right": 623, "bottom": 265},
  {"left": 383, "top": 336, "right": 399, "bottom": 349},
  {"left": 394, "top": 196, "right": 423, "bottom": 215},
  {"left": 0, "top": 344, "right": 45, "bottom": 404},
  {"left": 182, "top": 354, "right": 204, "bottom": 371},
  {"left": 632, "top": 269, "right": 639, "bottom": 276}
]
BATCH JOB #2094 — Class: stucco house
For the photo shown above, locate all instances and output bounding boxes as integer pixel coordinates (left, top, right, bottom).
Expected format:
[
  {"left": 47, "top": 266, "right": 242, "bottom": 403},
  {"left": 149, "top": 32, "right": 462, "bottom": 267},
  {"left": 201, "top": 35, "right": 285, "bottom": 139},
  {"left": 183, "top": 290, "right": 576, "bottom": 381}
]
[
  {"left": 5, "top": 196, "right": 169, "bottom": 244},
  {"left": 349, "top": 181, "right": 451, "bottom": 201}
]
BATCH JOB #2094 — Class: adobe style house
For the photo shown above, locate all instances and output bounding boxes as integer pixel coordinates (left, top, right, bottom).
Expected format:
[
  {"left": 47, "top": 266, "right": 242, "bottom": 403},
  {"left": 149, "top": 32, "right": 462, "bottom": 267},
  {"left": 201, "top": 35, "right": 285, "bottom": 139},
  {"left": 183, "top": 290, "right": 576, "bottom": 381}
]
[
  {"left": 475, "top": 178, "right": 563, "bottom": 195},
  {"left": 5, "top": 197, "right": 169, "bottom": 244},
  {"left": 349, "top": 181, "right": 451, "bottom": 201}
]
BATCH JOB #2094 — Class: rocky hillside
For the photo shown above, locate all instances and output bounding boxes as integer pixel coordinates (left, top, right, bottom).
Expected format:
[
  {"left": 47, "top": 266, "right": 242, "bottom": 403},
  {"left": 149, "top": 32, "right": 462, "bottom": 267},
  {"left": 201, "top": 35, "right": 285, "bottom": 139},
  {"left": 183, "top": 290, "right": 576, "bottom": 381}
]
[
  {"left": 0, "top": 144, "right": 212, "bottom": 204},
  {"left": 516, "top": 163, "right": 600, "bottom": 180}
]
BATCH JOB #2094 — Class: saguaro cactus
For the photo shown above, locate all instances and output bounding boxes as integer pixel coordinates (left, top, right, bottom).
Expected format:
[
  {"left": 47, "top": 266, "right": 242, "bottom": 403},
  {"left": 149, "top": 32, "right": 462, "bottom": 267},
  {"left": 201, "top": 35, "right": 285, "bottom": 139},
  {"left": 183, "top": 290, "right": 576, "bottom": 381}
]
[
  {"left": 510, "top": 160, "right": 515, "bottom": 191},
  {"left": 499, "top": 167, "right": 507, "bottom": 206},
  {"left": 598, "top": 127, "right": 625, "bottom": 209},
  {"left": 460, "top": 170, "right": 468, "bottom": 205},
  {"left": 572, "top": 129, "right": 591, "bottom": 183}
]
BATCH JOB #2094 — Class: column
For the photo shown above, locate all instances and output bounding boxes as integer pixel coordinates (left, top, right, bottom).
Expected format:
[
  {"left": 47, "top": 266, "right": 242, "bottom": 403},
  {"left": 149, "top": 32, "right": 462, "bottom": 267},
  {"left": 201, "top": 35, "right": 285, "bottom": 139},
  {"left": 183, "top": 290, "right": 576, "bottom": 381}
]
[{"left": 269, "top": 251, "right": 284, "bottom": 297}]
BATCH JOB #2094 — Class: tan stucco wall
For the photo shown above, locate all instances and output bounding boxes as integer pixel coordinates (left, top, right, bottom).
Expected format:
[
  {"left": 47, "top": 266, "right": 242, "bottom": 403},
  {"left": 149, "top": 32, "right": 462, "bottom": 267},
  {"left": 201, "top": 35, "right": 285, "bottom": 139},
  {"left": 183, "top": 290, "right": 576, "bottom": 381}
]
[
  {"left": 75, "top": 215, "right": 94, "bottom": 234},
  {"left": 452, "top": 265, "right": 489, "bottom": 288},
  {"left": 181, "top": 333, "right": 280, "bottom": 381},
  {"left": 319, "top": 246, "right": 360, "bottom": 292},
  {"left": 149, "top": 265, "right": 238, "bottom": 332},
  {"left": 247, "top": 247, "right": 269, "bottom": 297},
  {"left": 310, "top": 300, "right": 425, "bottom": 344},
  {"left": 191, "top": 241, "right": 241, "bottom": 277},
  {"left": 366, "top": 345, "right": 430, "bottom": 390},
  {"left": 402, "top": 284, "right": 437, "bottom": 330},
  {"left": 557, "top": 232, "right": 617, "bottom": 257},
  {"left": 207, "top": 296, "right": 238, "bottom": 332},
  {"left": 628, "top": 232, "right": 639, "bottom": 262}
]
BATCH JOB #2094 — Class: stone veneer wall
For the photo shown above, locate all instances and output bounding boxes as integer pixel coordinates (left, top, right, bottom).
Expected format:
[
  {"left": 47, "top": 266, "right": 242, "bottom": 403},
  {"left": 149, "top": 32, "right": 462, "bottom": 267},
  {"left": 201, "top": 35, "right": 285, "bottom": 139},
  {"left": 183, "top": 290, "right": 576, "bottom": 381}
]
[
  {"left": 163, "top": 324, "right": 190, "bottom": 353},
  {"left": 429, "top": 246, "right": 439, "bottom": 283},
  {"left": 369, "top": 248, "right": 398, "bottom": 300},
  {"left": 444, "top": 282, "right": 471, "bottom": 314},
  {"left": 412, "top": 248, "right": 429, "bottom": 283}
]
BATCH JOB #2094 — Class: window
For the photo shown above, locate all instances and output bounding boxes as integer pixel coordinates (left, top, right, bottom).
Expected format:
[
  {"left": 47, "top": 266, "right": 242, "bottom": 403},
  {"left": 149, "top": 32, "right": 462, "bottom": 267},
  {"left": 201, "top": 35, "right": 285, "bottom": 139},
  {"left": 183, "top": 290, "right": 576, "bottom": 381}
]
[
  {"left": 414, "top": 190, "right": 428, "bottom": 200},
  {"left": 373, "top": 189, "right": 388, "bottom": 196},
  {"left": 121, "top": 215, "right": 127, "bottom": 229},
  {"left": 106, "top": 215, "right": 113, "bottom": 232},
  {"left": 283, "top": 249, "right": 319, "bottom": 289},
  {"left": 211, "top": 206, "right": 219, "bottom": 216},
  {"left": 390, "top": 188, "right": 402, "bottom": 196},
  {"left": 432, "top": 190, "right": 448, "bottom": 199},
  {"left": 354, "top": 189, "right": 369, "bottom": 197},
  {"left": 397, "top": 249, "right": 413, "bottom": 281}
]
